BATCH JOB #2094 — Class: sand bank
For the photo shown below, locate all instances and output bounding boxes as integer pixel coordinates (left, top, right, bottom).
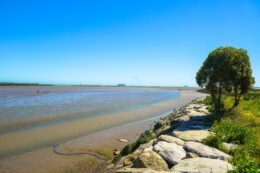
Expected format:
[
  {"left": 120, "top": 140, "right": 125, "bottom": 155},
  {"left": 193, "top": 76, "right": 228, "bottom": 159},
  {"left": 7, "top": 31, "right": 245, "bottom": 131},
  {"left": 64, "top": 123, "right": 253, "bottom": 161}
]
[{"left": 0, "top": 90, "right": 206, "bottom": 173}]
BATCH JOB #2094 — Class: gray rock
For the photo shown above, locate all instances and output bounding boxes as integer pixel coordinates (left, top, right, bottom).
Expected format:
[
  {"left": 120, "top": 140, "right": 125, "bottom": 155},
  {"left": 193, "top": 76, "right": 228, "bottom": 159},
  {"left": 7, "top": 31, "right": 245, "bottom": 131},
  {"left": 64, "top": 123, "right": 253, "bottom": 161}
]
[
  {"left": 171, "top": 157, "right": 233, "bottom": 173},
  {"left": 184, "top": 141, "right": 231, "bottom": 161},
  {"left": 153, "top": 141, "right": 186, "bottom": 166},
  {"left": 173, "top": 130, "right": 212, "bottom": 142},
  {"left": 133, "top": 150, "right": 168, "bottom": 171},
  {"left": 158, "top": 135, "right": 185, "bottom": 146}
]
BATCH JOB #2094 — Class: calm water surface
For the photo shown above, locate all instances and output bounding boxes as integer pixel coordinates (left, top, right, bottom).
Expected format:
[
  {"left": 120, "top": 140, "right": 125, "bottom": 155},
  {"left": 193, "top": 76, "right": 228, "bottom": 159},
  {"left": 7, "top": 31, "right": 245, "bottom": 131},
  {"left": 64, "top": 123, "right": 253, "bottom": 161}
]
[{"left": 0, "top": 87, "right": 179, "bottom": 133}]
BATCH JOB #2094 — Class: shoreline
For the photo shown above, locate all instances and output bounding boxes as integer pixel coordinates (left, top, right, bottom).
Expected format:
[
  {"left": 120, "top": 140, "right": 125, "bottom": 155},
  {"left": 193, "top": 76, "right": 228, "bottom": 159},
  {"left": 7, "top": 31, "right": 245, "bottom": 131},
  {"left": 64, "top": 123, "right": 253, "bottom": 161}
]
[
  {"left": 0, "top": 90, "right": 206, "bottom": 173},
  {"left": 115, "top": 97, "right": 233, "bottom": 173}
]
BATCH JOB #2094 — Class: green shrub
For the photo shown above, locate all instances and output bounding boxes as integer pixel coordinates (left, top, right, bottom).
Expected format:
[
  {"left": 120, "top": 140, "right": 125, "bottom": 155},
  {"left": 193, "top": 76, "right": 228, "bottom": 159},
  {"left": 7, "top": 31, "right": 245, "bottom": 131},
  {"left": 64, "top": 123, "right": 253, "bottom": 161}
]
[
  {"left": 223, "top": 108, "right": 240, "bottom": 119},
  {"left": 200, "top": 96, "right": 214, "bottom": 112},
  {"left": 121, "top": 143, "right": 136, "bottom": 156},
  {"left": 212, "top": 118, "right": 253, "bottom": 144},
  {"left": 136, "top": 130, "right": 154, "bottom": 146},
  {"left": 203, "top": 135, "right": 222, "bottom": 149},
  {"left": 243, "top": 94, "right": 251, "bottom": 101},
  {"left": 154, "top": 121, "right": 163, "bottom": 130},
  {"left": 229, "top": 149, "right": 260, "bottom": 173}
]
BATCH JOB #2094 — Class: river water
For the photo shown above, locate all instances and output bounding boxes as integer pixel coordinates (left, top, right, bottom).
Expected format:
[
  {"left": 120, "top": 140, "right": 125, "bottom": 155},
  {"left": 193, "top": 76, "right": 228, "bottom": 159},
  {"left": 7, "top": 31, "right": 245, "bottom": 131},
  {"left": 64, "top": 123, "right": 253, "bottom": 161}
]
[{"left": 0, "top": 86, "right": 179, "bottom": 134}]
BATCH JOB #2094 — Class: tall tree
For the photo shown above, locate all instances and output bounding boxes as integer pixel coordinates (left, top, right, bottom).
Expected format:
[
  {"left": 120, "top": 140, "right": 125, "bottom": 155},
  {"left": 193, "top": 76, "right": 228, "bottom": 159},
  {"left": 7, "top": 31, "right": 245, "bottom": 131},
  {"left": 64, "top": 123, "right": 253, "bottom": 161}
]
[{"left": 196, "top": 47, "right": 254, "bottom": 113}]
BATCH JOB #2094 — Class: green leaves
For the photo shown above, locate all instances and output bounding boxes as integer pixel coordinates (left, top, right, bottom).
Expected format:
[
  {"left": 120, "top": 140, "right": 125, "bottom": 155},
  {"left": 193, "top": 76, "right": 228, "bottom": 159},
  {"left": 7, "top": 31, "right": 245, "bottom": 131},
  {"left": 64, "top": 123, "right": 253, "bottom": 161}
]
[{"left": 196, "top": 46, "right": 254, "bottom": 112}]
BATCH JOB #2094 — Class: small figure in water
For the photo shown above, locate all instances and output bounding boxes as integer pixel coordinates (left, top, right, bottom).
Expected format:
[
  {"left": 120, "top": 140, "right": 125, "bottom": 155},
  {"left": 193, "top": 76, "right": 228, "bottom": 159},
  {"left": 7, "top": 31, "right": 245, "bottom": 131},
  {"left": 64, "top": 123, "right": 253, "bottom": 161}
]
[{"left": 37, "top": 89, "right": 40, "bottom": 94}]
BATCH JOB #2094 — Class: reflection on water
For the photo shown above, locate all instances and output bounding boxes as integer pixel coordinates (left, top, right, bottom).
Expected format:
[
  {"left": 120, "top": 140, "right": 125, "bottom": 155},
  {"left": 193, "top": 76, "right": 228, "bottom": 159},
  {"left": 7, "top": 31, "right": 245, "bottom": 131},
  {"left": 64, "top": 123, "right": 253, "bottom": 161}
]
[{"left": 0, "top": 87, "right": 179, "bottom": 133}]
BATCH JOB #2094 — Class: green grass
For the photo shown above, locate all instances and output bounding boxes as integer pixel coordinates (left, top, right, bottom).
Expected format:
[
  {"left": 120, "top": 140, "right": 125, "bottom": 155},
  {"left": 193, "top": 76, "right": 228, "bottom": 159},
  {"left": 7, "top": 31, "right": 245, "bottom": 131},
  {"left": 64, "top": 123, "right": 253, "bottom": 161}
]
[{"left": 203, "top": 89, "right": 260, "bottom": 172}]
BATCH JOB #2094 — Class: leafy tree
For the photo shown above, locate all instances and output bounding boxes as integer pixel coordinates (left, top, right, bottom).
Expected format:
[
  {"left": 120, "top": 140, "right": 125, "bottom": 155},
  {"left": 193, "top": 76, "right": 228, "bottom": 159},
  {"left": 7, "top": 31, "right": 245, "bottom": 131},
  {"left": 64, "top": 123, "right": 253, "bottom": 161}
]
[{"left": 196, "top": 47, "right": 254, "bottom": 113}]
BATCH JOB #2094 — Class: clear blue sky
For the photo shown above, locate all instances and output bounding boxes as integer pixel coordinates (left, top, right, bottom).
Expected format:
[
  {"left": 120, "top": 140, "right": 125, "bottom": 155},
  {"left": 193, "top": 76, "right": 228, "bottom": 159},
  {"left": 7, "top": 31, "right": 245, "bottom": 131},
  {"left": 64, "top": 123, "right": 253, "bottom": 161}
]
[{"left": 0, "top": 0, "right": 259, "bottom": 86}]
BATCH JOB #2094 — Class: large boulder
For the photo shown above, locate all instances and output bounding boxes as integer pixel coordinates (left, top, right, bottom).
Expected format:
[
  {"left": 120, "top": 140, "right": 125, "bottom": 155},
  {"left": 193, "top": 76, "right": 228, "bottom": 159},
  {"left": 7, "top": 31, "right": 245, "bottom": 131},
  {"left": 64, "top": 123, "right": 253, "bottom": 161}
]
[
  {"left": 158, "top": 135, "right": 185, "bottom": 146},
  {"left": 122, "top": 141, "right": 155, "bottom": 167},
  {"left": 132, "top": 150, "right": 168, "bottom": 171},
  {"left": 171, "top": 157, "right": 233, "bottom": 173},
  {"left": 153, "top": 141, "right": 186, "bottom": 166},
  {"left": 184, "top": 141, "right": 231, "bottom": 161},
  {"left": 173, "top": 130, "right": 212, "bottom": 142},
  {"left": 122, "top": 149, "right": 142, "bottom": 167}
]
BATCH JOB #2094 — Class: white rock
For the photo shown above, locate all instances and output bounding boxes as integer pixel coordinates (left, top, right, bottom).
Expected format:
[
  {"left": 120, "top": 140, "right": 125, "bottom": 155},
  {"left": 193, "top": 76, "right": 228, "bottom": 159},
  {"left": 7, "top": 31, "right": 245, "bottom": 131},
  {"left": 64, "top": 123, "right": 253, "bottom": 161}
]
[
  {"left": 171, "top": 157, "right": 233, "bottom": 173},
  {"left": 158, "top": 135, "right": 185, "bottom": 146},
  {"left": 153, "top": 141, "right": 186, "bottom": 165},
  {"left": 173, "top": 130, "right": 212, "bottom": 142},
  {"left": 133, "top": 150, "right": 168, "bottom": 171},
  {"left": 119, "top": 139, "right": 128, "bottom": 142},
  {"left": 184, "top": 141, "right": 231, "bottom": 161}
]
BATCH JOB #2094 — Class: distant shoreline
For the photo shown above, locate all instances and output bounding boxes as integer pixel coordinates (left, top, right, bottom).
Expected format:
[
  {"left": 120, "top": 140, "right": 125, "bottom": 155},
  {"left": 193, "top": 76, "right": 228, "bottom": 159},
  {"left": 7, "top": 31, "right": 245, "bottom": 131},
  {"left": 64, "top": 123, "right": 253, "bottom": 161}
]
[{"left": 0, "top": 84, "right": 200, "bottom": 90}]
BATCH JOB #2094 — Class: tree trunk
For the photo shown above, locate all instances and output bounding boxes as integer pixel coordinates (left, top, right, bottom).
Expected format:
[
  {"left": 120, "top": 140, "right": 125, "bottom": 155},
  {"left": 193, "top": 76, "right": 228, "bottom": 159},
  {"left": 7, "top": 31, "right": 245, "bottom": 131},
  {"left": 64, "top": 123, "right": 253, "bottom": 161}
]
[
  {"left": 231, "top": 85, "right": 242, "bottom": 110},
  {"left": 216, "top": 82, "right": 223, "bottom": 114}
]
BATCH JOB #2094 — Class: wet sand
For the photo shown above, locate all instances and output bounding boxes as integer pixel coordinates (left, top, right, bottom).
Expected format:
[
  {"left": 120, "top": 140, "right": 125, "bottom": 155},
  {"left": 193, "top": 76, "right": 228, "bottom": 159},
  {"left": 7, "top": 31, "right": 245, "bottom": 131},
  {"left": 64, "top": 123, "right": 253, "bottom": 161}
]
[{"left": 0, "top": 90, "right": 206, "bottom": 173}]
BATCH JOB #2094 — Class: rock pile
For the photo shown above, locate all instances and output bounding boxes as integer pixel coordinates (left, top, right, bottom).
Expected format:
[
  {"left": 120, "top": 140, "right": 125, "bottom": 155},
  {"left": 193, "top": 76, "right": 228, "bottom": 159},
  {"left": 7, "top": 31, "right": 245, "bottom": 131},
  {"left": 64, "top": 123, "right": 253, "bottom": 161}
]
[{"left": 115, "top": 99, "right": 233, "bottom": 173}]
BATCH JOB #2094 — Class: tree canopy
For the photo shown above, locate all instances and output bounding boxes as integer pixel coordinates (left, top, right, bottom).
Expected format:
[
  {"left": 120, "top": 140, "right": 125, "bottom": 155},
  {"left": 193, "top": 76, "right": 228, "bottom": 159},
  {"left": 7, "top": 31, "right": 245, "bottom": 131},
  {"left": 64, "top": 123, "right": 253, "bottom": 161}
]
[{"left": 196, "top": 47, "right": 254, "bottom": 113}]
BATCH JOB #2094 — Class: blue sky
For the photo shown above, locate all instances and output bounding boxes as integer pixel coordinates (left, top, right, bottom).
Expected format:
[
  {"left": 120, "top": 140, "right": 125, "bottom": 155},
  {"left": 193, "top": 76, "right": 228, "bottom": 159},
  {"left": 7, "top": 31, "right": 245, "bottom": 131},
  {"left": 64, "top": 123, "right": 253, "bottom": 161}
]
[{"left": 0, "top": 0, "right": 259, "bottom": 86}]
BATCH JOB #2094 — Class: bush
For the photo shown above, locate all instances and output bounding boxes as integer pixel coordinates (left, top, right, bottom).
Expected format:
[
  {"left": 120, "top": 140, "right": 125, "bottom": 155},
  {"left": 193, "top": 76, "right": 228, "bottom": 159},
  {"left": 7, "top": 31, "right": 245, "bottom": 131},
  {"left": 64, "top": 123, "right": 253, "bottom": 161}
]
[
  {"left": 121, "top": 143, "right": 136, "bottom": 156},
  {"left": 203, "top": 135, "right": 222, "bottom": 149},
  {"left": 229, "top": 149, "right": 260, "bottom": 173},
  {"left": 212, "top": 118, "right": 253, "bottom": 144},
  {"left": 154, "top": 121, "right": 163, "bottom": 130},
  {"left": 136, "top": 130, "right": 154, "bottom": 146},
  {"left": 243, "top": 94, "right": 251, "bottom": 101},
  {"left": 200, "top": 96, "right": 214, "bottom": 112}
]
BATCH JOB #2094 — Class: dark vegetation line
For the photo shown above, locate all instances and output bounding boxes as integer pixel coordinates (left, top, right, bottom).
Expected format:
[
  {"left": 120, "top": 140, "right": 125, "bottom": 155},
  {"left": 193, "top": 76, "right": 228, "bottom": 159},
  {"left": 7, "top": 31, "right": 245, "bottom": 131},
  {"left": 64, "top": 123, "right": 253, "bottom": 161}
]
[{"left": 0, "top": 82, "right": 53, "bottom": 86}]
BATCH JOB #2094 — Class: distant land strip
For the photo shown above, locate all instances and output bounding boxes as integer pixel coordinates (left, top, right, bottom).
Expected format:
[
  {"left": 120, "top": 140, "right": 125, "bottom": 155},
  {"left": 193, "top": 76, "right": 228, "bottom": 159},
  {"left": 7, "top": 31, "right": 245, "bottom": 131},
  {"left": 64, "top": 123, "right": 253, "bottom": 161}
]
[{"left": 0, "top": 82, "right": 52, "bottom": 86}]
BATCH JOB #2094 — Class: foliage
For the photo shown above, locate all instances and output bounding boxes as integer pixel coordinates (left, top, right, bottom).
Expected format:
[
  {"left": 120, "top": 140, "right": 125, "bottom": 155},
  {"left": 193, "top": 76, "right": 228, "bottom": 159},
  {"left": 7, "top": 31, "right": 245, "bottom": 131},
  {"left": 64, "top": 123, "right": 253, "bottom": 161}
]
[
  {"left": 203, "top": 135, "right": 222, "bottom": 149},
  {"left": 121, "top": 143, "right": 136, "bottom": 156},
  {"left": 229, "top": 149, "right": 260, "bottom": 173},
  {"left": 154, "top": 121, "right": 163, "bottom": 130},
  {"left": 203, "top": 89, "right": 260, "bottom": 169},
  {"left": 135, "top": 130, "right": 154, "bottom": 146},
  {"left": 211, "top": 118, "right": 253, "bottom": 144},
  {"left": 196, "top": 47, "right": 254, "bottom": 114}
]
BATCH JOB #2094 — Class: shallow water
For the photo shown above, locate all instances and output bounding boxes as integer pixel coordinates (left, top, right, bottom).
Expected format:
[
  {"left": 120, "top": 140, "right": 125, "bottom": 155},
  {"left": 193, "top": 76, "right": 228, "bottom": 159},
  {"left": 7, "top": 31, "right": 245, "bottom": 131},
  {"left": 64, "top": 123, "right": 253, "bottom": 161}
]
[{"left": 0, "top": 86, "right": 179, "bottom": 134}]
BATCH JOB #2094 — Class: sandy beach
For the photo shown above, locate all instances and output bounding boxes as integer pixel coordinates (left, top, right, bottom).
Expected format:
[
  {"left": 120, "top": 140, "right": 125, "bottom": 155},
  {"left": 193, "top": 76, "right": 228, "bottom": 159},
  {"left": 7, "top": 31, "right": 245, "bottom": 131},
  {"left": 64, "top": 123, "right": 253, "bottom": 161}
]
[{"left": 0, "top": 89, "right": 206, "bottom": 173}]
